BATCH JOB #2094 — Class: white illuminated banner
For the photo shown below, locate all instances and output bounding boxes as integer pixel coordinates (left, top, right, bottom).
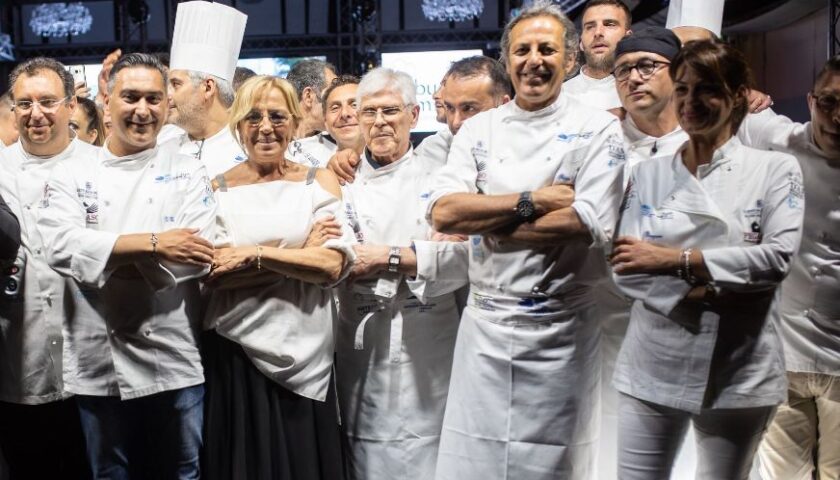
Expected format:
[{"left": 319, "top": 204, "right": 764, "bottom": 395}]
[{"left": 381, "top": 49, "right": 483, "bottom": 133}]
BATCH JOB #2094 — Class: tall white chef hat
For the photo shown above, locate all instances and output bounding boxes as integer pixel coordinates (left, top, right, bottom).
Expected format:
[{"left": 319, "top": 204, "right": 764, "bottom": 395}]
[
  {"left": 666, "top": 0, "right": 724, "bottom": 36},
  {"left": 170, "top": 1, "right": 247, "bottom": 83}
]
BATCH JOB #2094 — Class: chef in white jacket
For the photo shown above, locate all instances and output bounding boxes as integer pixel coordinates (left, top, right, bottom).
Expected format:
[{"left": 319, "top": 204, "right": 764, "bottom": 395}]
[
  {"left": 166, "top": 1, "right": 248, "bottom": 178},
  {"left": 0, "top": 57, "right": 93, "bottom": 479},
  {"left": 37, "top": 53, "right": 217, "bottom": 480},
  {"left": 738, "top": 56, "right": 840, "bottom": 480},
  {"left": 334, "top": 67, "right": 468, "bottom": 480},
  {"left": 610, "top": 40, "right": 804, "bottom": 480},
  {"left": 428, "top": 3, "right": 627, "bottom": 478}
]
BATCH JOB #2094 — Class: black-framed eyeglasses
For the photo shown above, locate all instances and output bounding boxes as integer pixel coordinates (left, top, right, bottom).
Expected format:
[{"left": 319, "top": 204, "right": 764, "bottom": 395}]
[
  {"left": 812, "top": 93, "right": 840, "bottom": 114},
  {"left": 12, "top": 97, "right": 70, "bottom": 113},
  {"left": 244, "top": 110, "right": 290, "bottom": 127},
  {"left": 613, "top": 60, "right": 670, "bottom": 82}
]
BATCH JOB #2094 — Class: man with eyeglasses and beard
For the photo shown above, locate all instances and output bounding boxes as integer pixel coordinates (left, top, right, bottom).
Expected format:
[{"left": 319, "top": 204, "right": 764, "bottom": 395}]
[
  {"left": 0, "top": 57, "right": 96, "bottom": 479},
  {"left": 738, "top": 55, "right": 840, "bottom": 480},
  {"left": 37, "top": 53, "right": 216, "bottom": 479}
]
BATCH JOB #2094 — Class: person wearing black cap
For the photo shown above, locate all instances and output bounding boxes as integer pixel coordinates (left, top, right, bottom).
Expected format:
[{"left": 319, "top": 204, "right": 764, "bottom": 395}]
[{"left": 592, "top": 26, "right": 689, "bottom": 480}]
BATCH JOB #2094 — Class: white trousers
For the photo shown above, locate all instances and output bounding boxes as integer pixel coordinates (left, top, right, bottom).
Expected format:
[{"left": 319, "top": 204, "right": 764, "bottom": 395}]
[
  {"left": 618, "top": 393, "right": 775, "bottom": 480},
  {"left": 756, "top": 371, "right": 840, "bottom": 480}
]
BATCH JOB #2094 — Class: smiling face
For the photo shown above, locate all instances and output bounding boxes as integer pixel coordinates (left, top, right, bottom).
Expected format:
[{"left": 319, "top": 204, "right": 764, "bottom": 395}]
[
  {"left": 809, "top": 71, "right": 840, "bottom": 158},
  {"left": 324, "top": 83, "right": 362, "bottom": 150},
  {"left": 506, "top": 15, "right": 575, "bottom": 111},
  {"left": 442, "top": 74, "right": 506, "bottom": 135},
  {"left": 237, "top": 87, "right": 295, "bottom": 166},
  {"left": 673, "top": 65, "right": 735, "bottom": 137},
  {"left": 580, "top": 5, "right": 629, "bottom": 74},
  {"left": 12, "top": 69, "right": 75, "bottom": 155},
  {"left": 615, "top": 51, "right": 673, "bottom": 118},
  {"left": 359, "top": 90, "right": 418, "bottom": 164},
  {"left": 107, "top": 66, "right": 167, "bottom": 155}
]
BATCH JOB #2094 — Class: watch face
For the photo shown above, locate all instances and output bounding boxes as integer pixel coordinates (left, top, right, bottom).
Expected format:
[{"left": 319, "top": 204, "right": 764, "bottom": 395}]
[{"left": 517, "top": 199, "right": 535, "bottom": 219}]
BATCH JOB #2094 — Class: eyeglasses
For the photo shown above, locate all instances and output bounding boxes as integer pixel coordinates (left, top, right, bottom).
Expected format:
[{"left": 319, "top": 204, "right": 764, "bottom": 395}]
[
  {"left": 358, "top": 105, "right": 407, "bottom": 123},
  {"left": 812, "top": 93, "right": 840, "bottom": 114},
  {"left": 12, "top": 97, "right": 70, "bottom": 113},
  {"left": 243, "top": 110, "right": 290, "bottom": 127},
  {"left": 613, "top": 60, "right": 670, "bottom": 82}
]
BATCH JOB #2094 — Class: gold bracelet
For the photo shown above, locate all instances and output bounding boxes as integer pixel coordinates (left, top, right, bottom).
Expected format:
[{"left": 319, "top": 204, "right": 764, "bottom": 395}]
[{"left": 256, "top": 245, "right": 262, "bottom": 270}]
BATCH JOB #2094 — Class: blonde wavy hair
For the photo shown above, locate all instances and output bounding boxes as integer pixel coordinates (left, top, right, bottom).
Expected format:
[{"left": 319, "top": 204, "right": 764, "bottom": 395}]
[{"left": 228, "top": 75, "right": 302, "bottom": 147}]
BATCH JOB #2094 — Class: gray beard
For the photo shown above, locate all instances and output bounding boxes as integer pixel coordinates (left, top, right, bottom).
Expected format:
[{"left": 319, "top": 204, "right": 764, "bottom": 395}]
[{"left": 583, "top": 50, "right": 616, "bottom": 76}]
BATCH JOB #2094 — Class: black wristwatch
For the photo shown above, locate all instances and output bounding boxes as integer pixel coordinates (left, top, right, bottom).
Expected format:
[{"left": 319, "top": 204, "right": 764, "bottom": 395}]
[{"left": 515, "top": 191, "right": 537, "bottom": 222}]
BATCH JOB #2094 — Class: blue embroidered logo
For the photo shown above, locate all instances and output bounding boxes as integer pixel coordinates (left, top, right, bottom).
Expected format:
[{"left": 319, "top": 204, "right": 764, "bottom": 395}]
[
  {"left": 642, "top": 230, "right": 662, "bottom": 241},
  {"left": 556, "top": 131, "right": 594, "bottom": 143},
  {"left": 640, "top": 204, "right": 655, "bottom": 217},
  {"left": 234, "top": 154, "right": 246, "bottom": 163}
]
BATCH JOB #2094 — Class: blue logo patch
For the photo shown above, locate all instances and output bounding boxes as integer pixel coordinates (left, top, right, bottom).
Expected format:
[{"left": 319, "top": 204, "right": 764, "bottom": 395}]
[{"left": 556, "top": 131, "right": 594, "bottom": 143}]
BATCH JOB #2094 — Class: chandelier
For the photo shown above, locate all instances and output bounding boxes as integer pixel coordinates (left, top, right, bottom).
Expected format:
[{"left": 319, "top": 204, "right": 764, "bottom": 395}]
[
  {"left": 29, "top": 3, "right": 93, "bottom": 38},
  {"left": 422, "top": 0, "right": 484, "bottom": 22}
]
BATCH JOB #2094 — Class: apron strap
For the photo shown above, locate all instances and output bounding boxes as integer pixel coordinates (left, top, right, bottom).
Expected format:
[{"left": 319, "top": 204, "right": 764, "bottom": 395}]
[
  {"left": 306, "top": 166, "right": 318, "bottom": 185},
  {"left": 353, "top": 307, "right": 403, "bottom": 364}
]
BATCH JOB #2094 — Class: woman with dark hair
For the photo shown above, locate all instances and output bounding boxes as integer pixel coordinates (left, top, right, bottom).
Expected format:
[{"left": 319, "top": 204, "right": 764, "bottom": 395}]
[
  {"left": 609, "top": 40, "right": 805, "bottom": 479},
  {"left": 70, "top": 96, "right": 105, "bottom": 146}
]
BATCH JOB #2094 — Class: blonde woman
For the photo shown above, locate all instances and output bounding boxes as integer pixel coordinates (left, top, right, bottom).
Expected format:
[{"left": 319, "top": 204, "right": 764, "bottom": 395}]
[{"left": 201, "top": 75, "right": 354, "bottom": 480}]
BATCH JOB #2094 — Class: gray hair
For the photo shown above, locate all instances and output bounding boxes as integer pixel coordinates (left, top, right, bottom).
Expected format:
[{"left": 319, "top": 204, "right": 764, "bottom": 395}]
[
  {"left": 356, "top": 67, "right": 417, "bottom": 107},
  {"left": 108, "top": 53, "right": 168, "bottom": 93},
  {"left": 186, "top": 70, "right": 235, "bottom": 108},
  {"left": 286, "top": 59, "right": 336, "bottom": 101},
  {"left": 500, "top": 0, "right": 579, "bottom": 67},
  {"left": 8, "top": 57, "right": 75, "bottom": 100}
]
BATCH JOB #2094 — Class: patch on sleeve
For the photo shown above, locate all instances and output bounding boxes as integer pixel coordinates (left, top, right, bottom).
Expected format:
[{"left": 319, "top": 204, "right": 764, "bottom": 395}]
[{"left": 787, "top": 172, "right": 804, "bottom": 209}]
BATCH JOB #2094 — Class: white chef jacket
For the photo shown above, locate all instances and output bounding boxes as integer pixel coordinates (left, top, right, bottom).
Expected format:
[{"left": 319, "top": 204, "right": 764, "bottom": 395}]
[
  {"left": 739, "top": 113, "right": 840, "bottom": 376},
  {"left": 429, "top": 94, "right": 627, "bottom": 298},
  {"left": 0, "top": 139, "right": 98, "bottom": 404},
  {"left": 204, "top": 172, "right": 356, "bottom": 402},
  {"left": 336, "top": 147, "right": 467, "bottom": 480},
  {"left": 428, "top": 94, "right": 626, "bottom": 480},
  {"left": 285, "top": 132, "right": 337, "bottom": 167},
  {"left": 157, "top": 123, "right": 186, "bottom": 145},
  {"left": 37, "top": 140, "right": 217, "bottom": 399},
  {"left": 415, "top": 128, "right": 454, "bottom": 163},
  {"left": 612, "top": 136, "right": 804, "bottom": 413},
  {"left": 172, "top": 126, "right": 247, "bottom": 178},
  {"left": 563, "top": 71, "right": 622, "bottom": 111}
]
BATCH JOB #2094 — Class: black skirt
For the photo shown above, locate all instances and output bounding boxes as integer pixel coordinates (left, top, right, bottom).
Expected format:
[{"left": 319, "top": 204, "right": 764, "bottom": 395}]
[{"left": 201, "top": 330, "right": 346, "bottom": 480}]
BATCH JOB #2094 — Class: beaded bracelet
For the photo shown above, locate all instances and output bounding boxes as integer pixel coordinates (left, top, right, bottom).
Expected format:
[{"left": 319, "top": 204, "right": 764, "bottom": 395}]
[
  {"left": 256, "top": 245, "right": 263, "bottom": 270},
  {"left": 150, "top": 233, "right": 159, "bottom": 258}
]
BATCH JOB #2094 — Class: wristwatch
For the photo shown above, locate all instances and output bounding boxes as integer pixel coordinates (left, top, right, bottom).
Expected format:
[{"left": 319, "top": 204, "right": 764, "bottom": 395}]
[
  {"left": 387, "top": 246, "right": 401, "bottom": 273},
  {"left": 515, "top": 191, "right": 537, "bottom": 222}
]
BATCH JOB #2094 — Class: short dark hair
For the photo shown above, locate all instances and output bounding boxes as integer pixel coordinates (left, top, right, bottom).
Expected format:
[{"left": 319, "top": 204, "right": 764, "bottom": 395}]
[
  {"left": 286, "top": 59, "right": 336, "bottom": 101},
  {"left": 581, "top": 0, "right": 632, "bottom": 28},
  {"left": 445, "top": 56, "right": 512, "bottom": 100},
  {"left": 8, "top": 57, "right": 75, "bottom": 100},
  {"left": 322, "top": 74, "right": 360, "bottom": 115},
  {"left": 670, "top": 40, "right": 753, "bottom": 133},
  {"left": 814, "top": 55, "right": 840, "bottom": 90},
  {"left": 233, "top": 67, "right": 257, "bottom": 91},
  {"left": 107, "top": 53, "right": 168, "bottom": 93}
]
